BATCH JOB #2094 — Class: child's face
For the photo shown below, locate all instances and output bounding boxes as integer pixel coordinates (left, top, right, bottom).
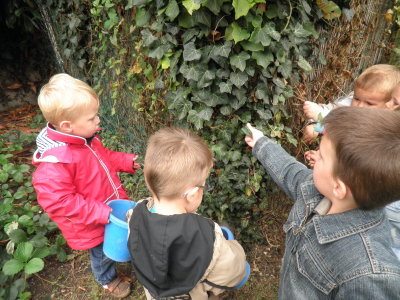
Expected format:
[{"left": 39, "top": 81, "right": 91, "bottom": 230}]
[
  {"left": 351, "top": 87, "right": 387, "bottom": 109},
  {"left": 312, "top": 136, "right": 337, "bottom": 199},
  {"left": 69, "top": 101, "right": 100, "bottom": 138},
  {"left": 385, "top": 86, "right": 400, "bottom": 110}
]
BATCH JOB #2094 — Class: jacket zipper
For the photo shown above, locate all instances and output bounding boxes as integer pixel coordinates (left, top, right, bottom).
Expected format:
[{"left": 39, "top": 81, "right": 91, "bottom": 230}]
[{"left": 85, "top": 144, "right": 120, "bottom": 199}]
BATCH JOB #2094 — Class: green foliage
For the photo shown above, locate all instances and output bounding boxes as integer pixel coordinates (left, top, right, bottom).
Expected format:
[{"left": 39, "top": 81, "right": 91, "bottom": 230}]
[
  {"left": 0, "top": 132, "right": 64, "bottom": 300},
  {"left": 117, "top": 0, "right": 340, "bottom": 239}
]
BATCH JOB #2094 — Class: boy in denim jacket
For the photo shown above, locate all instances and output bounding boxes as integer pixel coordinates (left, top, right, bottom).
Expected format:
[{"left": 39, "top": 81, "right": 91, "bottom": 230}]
[
  {"left": 127, "top": 127, "right": 247, "bottom": 300},
  {"left": 245, "top": 107, "right": 400, "bottom": 299}
]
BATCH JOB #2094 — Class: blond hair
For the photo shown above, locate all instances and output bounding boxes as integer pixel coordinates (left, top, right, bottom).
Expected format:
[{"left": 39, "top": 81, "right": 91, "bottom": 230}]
[
  {"left": 38, "top": 73, "right": 99, "bottom": 126},
  {"left": 354, "top": 64, "right": 400, "bottom": 101},
  {"left": 323, "top": 107, "right": 400, "bottom": 209},
  {"left": 144, "top": 127, "right": 214, "bottom": 200}
]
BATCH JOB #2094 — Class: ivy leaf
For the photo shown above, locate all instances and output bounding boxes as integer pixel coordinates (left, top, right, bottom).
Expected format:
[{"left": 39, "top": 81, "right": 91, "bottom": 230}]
[
  {"left": 177, "top": 101, "right": 193, "bottom": 120},
  {"left": 301, "top": 0, "right": 312, "bottom": 14},
  {"left": 255, "top": 84, "right": 269, "bottom": 101},
  {"left": 182, "top": 29, "right": 198, "bottom": 44},
  {"left": 183, "top": 0, "right": 201, "bottom": 15},
  {"left": 230, "top": 52, "right": 250, "bottom": 72},
  {"left": 198, "top": 107, "right": 214, "bottom": 120},
  {"left": 278, "top": 61, "right": 293, "bottom": 78},
  {"left": 179, "top": 63, "right": 202, "bottom": 80},
  {"left": 297, "top": 55, "right": 313, "bottom": 72},
  {"left": 227, "top": 23, "right": 250, "bottom": 43},
  {"left": 250, "top": 27, "right": 271, "bottom": 47},
  {"left": 229, "top": 71, "right": 248, "bottom": 88},
  {"left": 211, "top": 41, "right": 232, "bottom": 58},
  {"left": 303, "top": 23, "right": 319, "bottom": 39},
  {"left": 241, "top": 41, "right": 264, "bottom": 52},
  {"left": 266, "top": 3, "right": 278, "bottom": 19},
  {"left": 203, "top": 0, "right": 223, "bottom": 14},
  {"left": 141, "top": 29, "right": 158, "bottom": 46},
  {"left": 293, "top": 23, "right": 312, "bottom": 38},
  {"left": 24, "top": 258, "right": 44, "bottom": 274},
  {"left": 232, "top": 0, "right": 254, "bottom": 19},
  {"left": 264, "top": 22, "right": 281, "bottom": 41},
  {"left": 316, "top": 0, "right": 341, "bottom": 20},
  {"left": 197, "top": 69, "right": 216, "bottom": 88},
  {"left": 149, "top": 45, "right": 169, "bottom": 59},
  {"left": 2, "top": 259, "right": 24, "bottom": 275},
  {"left": 257, "top": 108, "right": 273, "bottom": 120},
  {"left": 178, "top": 11, "right": 196, "bottom": 28},
  {"left": 165, "top": 0, "right": 180, "bottom": 21},
  {"left": 220, "top": 106, "right": 232, "bottom": 116},
  {"left": 219, "top": 81, "right": 233, "bottom": 93},
  {"left": 193, "top": 9, "right": 211, "bottom": 27},
  {"left": 136, "top": 7, "right": 150, "bottom": 26},
  {"left": 183, "top": 42, "right": 202, "bottom": 61},
  {"left": 187, "top": 110, "right": 204, "bottom": 129},
  {"left": 252, "top": 51, "right": 274, "bottom": 68}
]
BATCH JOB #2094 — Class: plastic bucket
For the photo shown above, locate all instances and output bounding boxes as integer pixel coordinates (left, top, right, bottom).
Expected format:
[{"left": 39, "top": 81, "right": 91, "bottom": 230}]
[{"left": 103, "top": 199, "right": 136, "bottom": 262}]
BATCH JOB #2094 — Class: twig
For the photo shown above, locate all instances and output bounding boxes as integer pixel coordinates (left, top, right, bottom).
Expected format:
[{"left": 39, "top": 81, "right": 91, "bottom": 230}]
[
  {"left": 280, "top": 0, "right": 293, "bottom": 34},
  {"left": 34, "top": 273, "right": 73, "bottom": 289}
]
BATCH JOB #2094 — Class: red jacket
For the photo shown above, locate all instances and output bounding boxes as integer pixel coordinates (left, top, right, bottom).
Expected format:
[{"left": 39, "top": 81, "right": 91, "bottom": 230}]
[{"left": 32, "top": 124, "right": 137, "bottom": 250}]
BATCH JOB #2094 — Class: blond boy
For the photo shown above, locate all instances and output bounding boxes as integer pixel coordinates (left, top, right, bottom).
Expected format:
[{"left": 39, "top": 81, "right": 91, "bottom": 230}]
[
  {"left": 127, "top": 127, "right": 247, "bottom": 300},
  {"left": 245, "top": 107, "right": 400, "bottom": 299},
  {"left": 303, "top": 64, "right": 400, "bottom": 143},
  {"left": 32, "top": 73, "right": 140, "bottom": 298}
]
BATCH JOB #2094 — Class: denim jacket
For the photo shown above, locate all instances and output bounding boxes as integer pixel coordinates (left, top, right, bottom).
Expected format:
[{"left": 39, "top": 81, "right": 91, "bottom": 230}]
[{"left": 253, "top": 137, "right": 400, "bottom": 300}]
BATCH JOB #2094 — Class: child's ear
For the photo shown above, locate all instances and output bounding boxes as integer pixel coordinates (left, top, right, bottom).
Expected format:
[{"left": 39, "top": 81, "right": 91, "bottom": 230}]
[
  {"left": 59, "top": 121, "right": 73, "bottom": 133},
  {"left": 185, "top": 187, "right": 200, "bottom": 203},
  {"left": 333, "top": 178, "right": 348, "bottom": 200}
]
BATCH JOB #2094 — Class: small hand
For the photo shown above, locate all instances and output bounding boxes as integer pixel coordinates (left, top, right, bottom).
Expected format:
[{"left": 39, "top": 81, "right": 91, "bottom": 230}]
[
  {"left": 244, "top": 123, "right": 264, "bottom": 148},
  {"left": 132, "top": 155, "right": 141, "bottom": 170},
  {"left": 302, "top": 124, "right": 319, "bottom": 144},
  {"left": 304, "top": 150, "right": 318, "bottom": 168},
  {"left": 303, "top": 101, "right": 322, "bottom": 121}
]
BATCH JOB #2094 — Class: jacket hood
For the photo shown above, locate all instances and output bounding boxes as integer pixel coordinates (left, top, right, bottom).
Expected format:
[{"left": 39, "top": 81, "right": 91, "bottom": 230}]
[
  {"left": 128, "top": 201, "right": 215, "bottom": 298},
  {"left": 33, "top": 124, "right": 94, "bottom": 164}
]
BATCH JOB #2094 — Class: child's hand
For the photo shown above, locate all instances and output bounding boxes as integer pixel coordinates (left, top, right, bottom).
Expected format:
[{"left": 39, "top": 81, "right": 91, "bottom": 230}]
[
  {"left": 303, "top": 124, "right": 319, "bottom": 144},
  {"left": 304, "top": 150, "right": 318, "bottom": 168},
  {"left": 244, "top": 123, "right": 264, "bottom": 148},
  {"left": 303, "top": 101, "right": 322, "bottom": 120},
  {"left": 132, "top": 154, "right": 141, "bottom": 170}
]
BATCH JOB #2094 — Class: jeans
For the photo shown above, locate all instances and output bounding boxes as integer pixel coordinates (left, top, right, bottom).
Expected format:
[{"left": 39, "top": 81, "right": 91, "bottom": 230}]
[{"left": 89, "top": 243, "right": 117, "bottom": 286}]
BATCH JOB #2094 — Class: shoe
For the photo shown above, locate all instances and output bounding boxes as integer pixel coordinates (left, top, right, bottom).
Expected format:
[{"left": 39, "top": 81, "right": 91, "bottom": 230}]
[{"left": 103, "top": 276, "right": 131, "bottom": 298}]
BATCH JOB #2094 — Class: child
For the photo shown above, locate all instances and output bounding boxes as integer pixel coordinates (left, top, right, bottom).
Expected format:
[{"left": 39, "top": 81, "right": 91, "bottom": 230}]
[
  {"left": 32, "top": 73, "right": 140, "bottom": 298},
  {"left": 127, "top": 127, "right": 247, "bottom": 300},
  {"left": 302, "top": 64, "right": 400, "bottom": 143},
  {"left": 245, "top": 107, "right": 400, "bottom": 299}
]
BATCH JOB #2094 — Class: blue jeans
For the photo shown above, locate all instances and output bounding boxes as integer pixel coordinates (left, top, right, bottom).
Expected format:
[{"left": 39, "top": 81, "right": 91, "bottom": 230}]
[{"left": 89, "top": 243, "right": 117, "bottom": 286}]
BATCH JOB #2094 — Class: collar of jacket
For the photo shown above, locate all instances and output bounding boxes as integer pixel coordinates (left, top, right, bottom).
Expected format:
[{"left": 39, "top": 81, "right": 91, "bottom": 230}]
[
  {"left": 46, "top": 123, "right": 100, "bottom": 145},
  {"left": 312, "top": 206, "right": 384, "bottom": 244}
]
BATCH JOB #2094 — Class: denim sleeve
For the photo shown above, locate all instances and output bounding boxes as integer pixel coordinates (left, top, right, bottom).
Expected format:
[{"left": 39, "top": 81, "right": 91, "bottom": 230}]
[
  {"left": 337, "top": 274, "right": 400, "bottom": 299},
  {"left": 252, "top": 136, "right": 312, "bottom": 201}
]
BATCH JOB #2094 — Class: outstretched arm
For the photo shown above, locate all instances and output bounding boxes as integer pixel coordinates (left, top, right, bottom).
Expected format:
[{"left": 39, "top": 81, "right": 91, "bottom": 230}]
[{"left": 245, "top": 123, "right": 312, "bottom": 201}]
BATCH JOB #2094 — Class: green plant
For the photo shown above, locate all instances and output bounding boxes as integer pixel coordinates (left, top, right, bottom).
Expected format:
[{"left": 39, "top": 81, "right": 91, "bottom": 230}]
[
  {"left": 0, "top": 132, "right": 63, "bottom": 300},
  {"left": 115, "top": 0, "right": 342, "bottom": 241}
]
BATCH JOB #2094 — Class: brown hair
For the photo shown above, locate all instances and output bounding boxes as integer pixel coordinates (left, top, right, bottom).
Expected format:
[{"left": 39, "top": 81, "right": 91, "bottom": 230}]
[
  {"left": 38, "top": 73, "right": 99, "bottom": 126},
  {"left": 323, "top": 107, "right": 400, "bottom": 209},
  {"left": 354, "top": 64, "right": 400, "bottom": 102},
  {"left": 144, "top": 127, "right": 214, "bottom": 200}
]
